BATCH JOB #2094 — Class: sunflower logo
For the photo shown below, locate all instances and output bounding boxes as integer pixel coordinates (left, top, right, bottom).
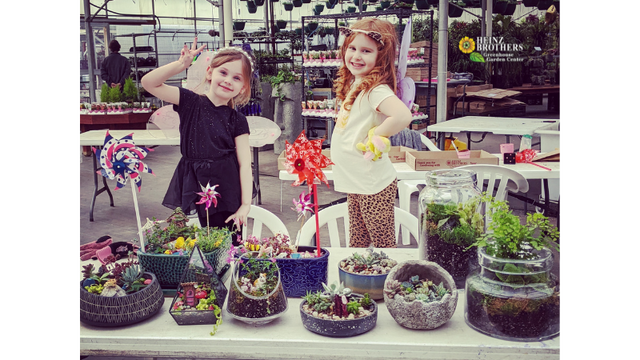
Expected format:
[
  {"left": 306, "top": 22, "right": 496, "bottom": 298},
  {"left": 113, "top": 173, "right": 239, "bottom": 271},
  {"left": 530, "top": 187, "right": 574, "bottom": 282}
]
[
  {"left": 459, "top": 37, "right": 475, "bottom": 54},
  {"left": 459, "top": 36, "right": 485, "bottom": 63}
]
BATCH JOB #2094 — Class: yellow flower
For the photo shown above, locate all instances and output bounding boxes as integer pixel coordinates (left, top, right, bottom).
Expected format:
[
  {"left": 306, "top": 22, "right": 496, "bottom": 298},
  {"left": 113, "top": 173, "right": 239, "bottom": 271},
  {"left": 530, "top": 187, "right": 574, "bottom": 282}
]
[
  {"left": 459, "top": 36, "right": 475, "bottom": 54},
  {"left": 175, "top": 237, "right": 185, "bottom": 249},
  {"left": 187, "top": 238, "right": 197, "bottom": 249},
  {"left": 164, "top": 250, "right": 173, "bottom": 254},
  {"left": 214, "top": 240, "right": 222, "bottom": 248}
]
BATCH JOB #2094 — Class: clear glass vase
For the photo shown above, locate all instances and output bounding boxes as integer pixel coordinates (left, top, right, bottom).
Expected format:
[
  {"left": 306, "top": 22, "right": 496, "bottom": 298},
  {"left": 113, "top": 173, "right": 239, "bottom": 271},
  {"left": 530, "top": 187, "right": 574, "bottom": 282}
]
[
  {"left": 418, "top": 169, "right": 482, "bottom": 289},
  {"left": 464, "top": 247, "right": 560, "bottom": 342}
]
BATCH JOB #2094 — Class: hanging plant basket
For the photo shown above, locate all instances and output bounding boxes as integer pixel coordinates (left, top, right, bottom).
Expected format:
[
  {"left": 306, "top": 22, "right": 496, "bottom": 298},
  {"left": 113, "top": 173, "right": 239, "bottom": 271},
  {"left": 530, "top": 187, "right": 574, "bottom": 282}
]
[
  {"left": 302, "top": 0, "right": 312, "bottom": 3},
  {"left": 326, "top": 0, "right": 336, "bottom": 9},
  {"left": 347, "top": 6, "right": 357, "bottom": 12},
  {"left": 537, "top": 0, "right": 553, "bottom": 10},
  {"left": 293, "top": 0, "right": 303, "bottom": 6},
  {"left": 308, "top": 22, "right": 319, "bottom": 31},
  {"left": 284, "top": 2, "right": 294, "bottom": 10},
  {"left": 247, "top": 1, "right": 258, "bottom": 13},
  {"left": 277, "top": 20, "right": 288, "bottom": 29},
  {"left": 427, "top": 0, "right": 438, "bottom": 5},
  {"left": 416, "top": 0, "right": 430, "bottom": 9},
  {"left": 522, "top": 0, "right": 537, "bottom": 6},
  {"left": 501, "top": 2, "right": 516, "bottom": 15},
  {"left": 325, "top": 27, "right": 335, "bottom": 35},
  {"left": 233, "top": 22, "right": 246, "bottom": 31},
  {"left": 315, "top": 4, "right": 325, "bottom": 12},
  {"left": 448, "top": 3, "right": 464, "bottom": 18},
  {"left": 380, "top": 1, "right": 391, "bottom": 9},
  {"left": 295, "top": 27, "right": 303, "bottom": 35},
  {"left": 493, "top": 0, "right": 508, "bottom": 14},
  {"left": 255, "top": 0, "right": 266, "bottom": 5}
]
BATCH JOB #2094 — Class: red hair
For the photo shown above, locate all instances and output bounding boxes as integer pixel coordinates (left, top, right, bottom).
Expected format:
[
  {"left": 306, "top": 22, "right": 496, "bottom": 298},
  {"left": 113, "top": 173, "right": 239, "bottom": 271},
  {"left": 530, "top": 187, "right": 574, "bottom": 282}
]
[{"left": 333, "top": 18, "right": 398, "bottom": 113}]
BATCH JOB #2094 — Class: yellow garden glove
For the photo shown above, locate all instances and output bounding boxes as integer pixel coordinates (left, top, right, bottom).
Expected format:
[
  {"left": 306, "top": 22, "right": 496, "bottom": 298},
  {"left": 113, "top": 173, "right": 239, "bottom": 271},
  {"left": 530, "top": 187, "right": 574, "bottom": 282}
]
[{"left": 356, "top": 127, "right": 391, "bottom": 161}]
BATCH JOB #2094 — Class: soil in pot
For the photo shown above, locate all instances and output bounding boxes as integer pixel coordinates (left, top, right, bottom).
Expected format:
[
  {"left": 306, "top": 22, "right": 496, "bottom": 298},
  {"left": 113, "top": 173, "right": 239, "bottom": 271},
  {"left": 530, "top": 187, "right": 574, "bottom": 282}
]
[
  {"left": 300, "top": 292, "right": 377, "bottom": 337},
  {"left": 338, "top": 246, "right": 398, "bottom": 300},
  {"left": 425, "top": 234, "right": 475, "bottom": 288}
]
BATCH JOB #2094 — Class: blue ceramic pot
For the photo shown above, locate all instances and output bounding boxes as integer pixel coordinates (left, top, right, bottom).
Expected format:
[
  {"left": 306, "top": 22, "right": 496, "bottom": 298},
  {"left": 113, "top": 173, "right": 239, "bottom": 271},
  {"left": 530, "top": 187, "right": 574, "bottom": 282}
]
[
  {"left": 338, "top": 260, "right": 389, "bottom": 300},
  {"left": 276, "top": 246, "right": 330, "bottom": 297}
]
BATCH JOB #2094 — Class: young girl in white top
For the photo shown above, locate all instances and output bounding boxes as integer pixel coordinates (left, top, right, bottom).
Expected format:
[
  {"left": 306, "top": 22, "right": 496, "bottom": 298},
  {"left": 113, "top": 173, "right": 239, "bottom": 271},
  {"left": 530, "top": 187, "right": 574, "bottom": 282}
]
[
  {"left": 331, "top": 18, "right": 412, "bottom": 248},
  {"left": 141, "top": 39, "right": 253, "bottom": 242}
]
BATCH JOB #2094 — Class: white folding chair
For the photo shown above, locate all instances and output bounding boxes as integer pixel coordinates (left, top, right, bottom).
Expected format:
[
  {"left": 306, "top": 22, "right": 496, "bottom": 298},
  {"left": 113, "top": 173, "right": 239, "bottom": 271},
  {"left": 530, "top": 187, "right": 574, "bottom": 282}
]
[
  {"left": 186, "top": 205, "right": 289, "bottom": 240},
  {"left": 298, "top": 203, "right": 419, "bottom": 247},
  {"left": 457, "top": 164, "right": 529, "bottom": 201}
]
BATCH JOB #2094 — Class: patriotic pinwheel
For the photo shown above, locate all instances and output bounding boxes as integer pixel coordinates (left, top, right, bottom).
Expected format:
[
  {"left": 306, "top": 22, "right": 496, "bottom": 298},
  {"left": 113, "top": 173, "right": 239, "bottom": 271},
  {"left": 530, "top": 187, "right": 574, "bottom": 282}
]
[
  {"left": 94, "top": 131, "right": 154, "bottom": 191},
  {"left": 93, "top": 130, "right": 155, "bottom": 252},
  {"left": 284, "top": 131, "right": 333, "bottom": 189}
]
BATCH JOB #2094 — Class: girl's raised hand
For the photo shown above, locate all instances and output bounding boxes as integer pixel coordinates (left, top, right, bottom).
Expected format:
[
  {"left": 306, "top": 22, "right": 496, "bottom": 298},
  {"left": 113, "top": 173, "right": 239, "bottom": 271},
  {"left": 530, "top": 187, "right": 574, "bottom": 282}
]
[{"left": 178, "top": 37, "right": 206, "bottom": 69}]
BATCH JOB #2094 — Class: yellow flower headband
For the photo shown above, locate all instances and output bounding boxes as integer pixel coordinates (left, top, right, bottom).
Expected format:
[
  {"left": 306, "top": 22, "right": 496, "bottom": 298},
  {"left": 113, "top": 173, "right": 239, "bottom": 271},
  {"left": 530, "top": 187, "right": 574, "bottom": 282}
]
[{"left": 338, "top": 26, "right": 384, "bottom": 46}]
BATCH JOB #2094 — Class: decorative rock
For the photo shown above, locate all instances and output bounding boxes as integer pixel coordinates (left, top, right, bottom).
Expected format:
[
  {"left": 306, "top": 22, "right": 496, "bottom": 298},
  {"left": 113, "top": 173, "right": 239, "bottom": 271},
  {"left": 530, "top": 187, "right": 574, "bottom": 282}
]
[{"left": 383, "top": 260, "right": 458, "bottom": 330}]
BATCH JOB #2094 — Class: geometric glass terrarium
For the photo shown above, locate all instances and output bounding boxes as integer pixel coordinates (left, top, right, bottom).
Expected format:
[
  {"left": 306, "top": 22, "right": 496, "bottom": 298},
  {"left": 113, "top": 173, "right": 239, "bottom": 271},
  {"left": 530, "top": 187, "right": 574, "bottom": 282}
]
[{"left": 169, "top": 244, "right": 228, "bottom": 328}]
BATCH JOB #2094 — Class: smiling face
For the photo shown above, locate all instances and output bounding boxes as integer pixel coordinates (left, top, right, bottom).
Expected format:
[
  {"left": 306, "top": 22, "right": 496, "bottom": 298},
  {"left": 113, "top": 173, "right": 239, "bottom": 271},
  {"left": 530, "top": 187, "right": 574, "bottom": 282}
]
[
  {"left": 206, "top": 59, "right": 246, "bottom": 106},
  {"left": 344, "top": 33, "right": 380, "bottom": 81}
]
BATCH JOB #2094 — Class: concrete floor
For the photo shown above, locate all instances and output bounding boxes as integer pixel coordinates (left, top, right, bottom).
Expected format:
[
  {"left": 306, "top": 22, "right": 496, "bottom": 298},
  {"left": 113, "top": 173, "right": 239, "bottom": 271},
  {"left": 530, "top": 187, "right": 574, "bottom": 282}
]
[{"left": 80, "top": 98, "right": 559, "bottom": 360}]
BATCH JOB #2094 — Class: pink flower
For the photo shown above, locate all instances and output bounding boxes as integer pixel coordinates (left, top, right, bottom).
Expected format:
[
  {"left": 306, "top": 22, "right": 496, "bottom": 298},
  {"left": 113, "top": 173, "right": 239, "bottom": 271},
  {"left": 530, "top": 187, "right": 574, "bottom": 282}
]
[
  {"left": 292, "top": 191, "right": 314, "bottom": 221},
  {"left": 270, "top": 257, "right": 277, "bottom": 263},
  {"left": 196, "top": 182, "right": 221, "bottom": 210}
]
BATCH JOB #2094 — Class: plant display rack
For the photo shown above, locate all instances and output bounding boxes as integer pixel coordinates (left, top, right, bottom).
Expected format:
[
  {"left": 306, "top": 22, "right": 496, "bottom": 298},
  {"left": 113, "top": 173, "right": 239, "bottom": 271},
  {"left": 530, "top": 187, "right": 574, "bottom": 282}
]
[{"left": 299, "top": 8, "right": 434, "bottom": 144}]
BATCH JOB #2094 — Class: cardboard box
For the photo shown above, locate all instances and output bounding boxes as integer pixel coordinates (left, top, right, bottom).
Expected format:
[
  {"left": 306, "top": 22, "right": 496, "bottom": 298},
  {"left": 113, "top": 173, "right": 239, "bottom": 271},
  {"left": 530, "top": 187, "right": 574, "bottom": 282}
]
[
  {"left": 388, "top": 146, "right": 418, "bottom": 163},
  {"left": 278, "top": 149, "right": 333, "bottom": 170},
  {"left": 465, "top": 88, "right": 521, "bottom": 100},
  {"left": 405, "top": 150, "right": 499, "bottom": 170}
]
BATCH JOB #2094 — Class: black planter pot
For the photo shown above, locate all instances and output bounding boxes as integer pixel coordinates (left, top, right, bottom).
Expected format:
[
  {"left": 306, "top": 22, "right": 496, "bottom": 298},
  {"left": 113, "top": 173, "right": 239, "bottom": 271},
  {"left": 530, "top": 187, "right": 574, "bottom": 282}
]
[
  {"left": 277, "top": 20, "right": 288, "bottom": 29},
  {"left": 300, "top": 294, "right": 378, "bottom": 337},
  {"left": 522, "top": 0, "right": 537, "bottom": 6},
  {"left": 284, "top": 2, "right": 294, "bottom": 10},
  {"left": 255, "top": 0, "right": 266, "bottom": 5},
  {"left": 308, "top": 22, "right": 318, "bottom": 31},
  {"left": 502, "top": 2, "right": 516, "bottom": 15},
  {"left": 326, "top": 1, "right": 336, "bottom": 9},
  {"left": 80, "top": 273, "right": 164, "bottom": 327},
  {"left": 315, "top": 4, "right": 325, "bottom": 12},
  {"left": 493, "top": 0, "right": 508, "bottom": 14},
  {"left": 248, "top": 2, "right": 258, "bottom": 13},
  {"left": 302, "top": 0, "right": 311, "bottom": 3},
  {"left": 233, "top": 22, "right": 246, "bottom": 31},
  {"left": 293, "top": 0, "right": 303, "bottom": 6},
  {"left": 449, "top": 3, "right": 464, "bottom": 18},
  {"left": 381, "top": 1, "right": 391, "bottom": 9},
  {"left": 427, "top": 0, "right": 438, "bottom": 5},
  {"left": 537, "top": 0, "right": 553, "bottom": 10}
]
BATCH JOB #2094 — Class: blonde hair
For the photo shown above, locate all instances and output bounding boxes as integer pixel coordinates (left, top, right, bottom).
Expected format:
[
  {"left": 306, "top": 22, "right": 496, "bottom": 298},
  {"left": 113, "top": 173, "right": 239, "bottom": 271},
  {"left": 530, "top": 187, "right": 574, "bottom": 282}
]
[
  {"left": 333, "top": 18, "right": 398, "bottom": 113},
  {"left": 193, "top": 48, "right": 254, "bottom": 107}
]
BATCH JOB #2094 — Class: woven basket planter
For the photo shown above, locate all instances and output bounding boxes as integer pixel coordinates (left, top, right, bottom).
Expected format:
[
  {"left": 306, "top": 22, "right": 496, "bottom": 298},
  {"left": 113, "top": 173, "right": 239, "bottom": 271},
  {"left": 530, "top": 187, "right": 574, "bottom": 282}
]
[
  {"left": 80, "top": 272, "right": 164, "bottom": 327},
  {"left": 138, "top": 244, "right": 230, "bottom": 288}
]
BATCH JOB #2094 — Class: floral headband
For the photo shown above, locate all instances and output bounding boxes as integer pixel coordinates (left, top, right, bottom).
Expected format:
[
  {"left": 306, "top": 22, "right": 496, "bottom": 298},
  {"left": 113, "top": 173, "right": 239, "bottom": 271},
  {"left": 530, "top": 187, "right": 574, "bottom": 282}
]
[
  {"left": 211, "top": 46, "right": 255, "bottom": 73},
  {"left": 338, "top": 27, "right": 384, "bottom": 46}
]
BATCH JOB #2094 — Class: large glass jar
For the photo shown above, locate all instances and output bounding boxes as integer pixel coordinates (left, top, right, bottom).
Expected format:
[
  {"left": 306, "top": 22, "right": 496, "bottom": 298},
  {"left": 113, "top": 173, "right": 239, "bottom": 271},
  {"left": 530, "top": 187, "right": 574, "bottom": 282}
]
[
  {"left": 418, "top": 169, "right": 482, "bottom": 289},
  {"left": 464, "top": 247, "right": 560, "bottom": 342}
]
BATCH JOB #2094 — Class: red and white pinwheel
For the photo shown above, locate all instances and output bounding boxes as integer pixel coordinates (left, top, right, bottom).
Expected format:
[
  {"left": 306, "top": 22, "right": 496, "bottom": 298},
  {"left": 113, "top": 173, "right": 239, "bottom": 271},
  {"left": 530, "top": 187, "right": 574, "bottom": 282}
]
[{"left": 284, "top": 131, "right": 333, "bottom": 188}]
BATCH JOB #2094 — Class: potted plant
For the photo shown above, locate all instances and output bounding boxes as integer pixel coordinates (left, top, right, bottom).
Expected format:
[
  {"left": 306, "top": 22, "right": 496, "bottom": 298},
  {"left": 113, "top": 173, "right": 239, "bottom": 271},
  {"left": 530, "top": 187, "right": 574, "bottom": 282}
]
[
  {"left": 293, "top": 0, "right": 303, "bottom": 6},
  {"left": 415, "top": 0, "right": 430, "bottom": 9},
  {"left": 302, "top": 0, "right": 311, "bottom": 3},
  {"left": 233, "top": 21, "right": 246, "bottom": 31},
  {"left": 169, "top": 244, "right": 227, "bottom": 336},
  {"left": 137, "top": 208, "right": 232, "bottom": 288},
  {"left": 247, "top": 1, "right": 258, "bottom": 13},
  {"left": 269, "top": 67, "right": 298, "bottom": 101},
  {"left": 225, "top": 250, "right": 288, "bottom": 325},
  {"left": 238, "top": 233, "right": 330, "bottom": 297},
  {"left": 308, "top": 21, "right": 319, "bottom": 31},
  {"left": 80, "top": 252, "right": 164, "bottom": 327},
  {"left": 347, "top": 5, "right": 357, "bottom": 12},
  {"left": 283, "top": 1, "right": 294, "bottom": 10},
  {"left": 315, "top": 4, "right": 325, "bottom": 13},
  {"left": 464, "top": 200, "right": 560, "bottom": 341},
  {"left": 380, "top": 0, "right": 391, "bottom": 8},
  {"left": 277, "top": 20, "right": 288, "bottom": 29},
  {"left": 300, "top": 281, "right": 378, "bottom": 337},
  {"left": 420, "top": 194, "right": 486, "bottom": 288},
  {"left": 383, "top": 260, "right": 458, "bottom": 329},
  {"left": 338, "top": 245, "right": 398, "bottom": 300},
  {"left": 326, "top": 0, "right": 336, "bottom": 9}
]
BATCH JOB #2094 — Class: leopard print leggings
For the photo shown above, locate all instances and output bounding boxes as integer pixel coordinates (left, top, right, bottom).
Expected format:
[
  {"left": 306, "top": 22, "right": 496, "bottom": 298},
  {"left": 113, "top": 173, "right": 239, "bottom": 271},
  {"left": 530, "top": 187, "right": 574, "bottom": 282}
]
[{"left": 347, "top": 179, "right": 397, "bottom": 248}]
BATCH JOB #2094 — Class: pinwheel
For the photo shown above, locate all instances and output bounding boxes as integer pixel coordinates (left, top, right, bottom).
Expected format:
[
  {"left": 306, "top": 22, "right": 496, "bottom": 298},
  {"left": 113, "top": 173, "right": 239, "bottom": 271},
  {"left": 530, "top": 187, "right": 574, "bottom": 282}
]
[
  {"left": 195, "top": 182, "right": 221, "bottom": 234},
  {"left": 93, "top": 131, "right": 155, "bottom": 252},
  {"left": 284, "top": 131, "right": 333, "bottom": 188},
  {"left": 291, "top": 190, "right": 314, "bottom": 253},
  {"left": 284, "top": 131, "right": 333, "bottom": 256}
]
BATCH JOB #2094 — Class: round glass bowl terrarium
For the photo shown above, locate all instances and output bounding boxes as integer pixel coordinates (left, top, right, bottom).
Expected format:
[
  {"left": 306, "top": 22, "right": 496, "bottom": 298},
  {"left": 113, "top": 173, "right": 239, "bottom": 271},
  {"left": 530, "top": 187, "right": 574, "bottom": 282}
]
[
  {"left": 464, "top": 247, "right": 560, "bottom": 342},
  {"left": 418, "top": 169, "right": 483, "bottom": 288}
]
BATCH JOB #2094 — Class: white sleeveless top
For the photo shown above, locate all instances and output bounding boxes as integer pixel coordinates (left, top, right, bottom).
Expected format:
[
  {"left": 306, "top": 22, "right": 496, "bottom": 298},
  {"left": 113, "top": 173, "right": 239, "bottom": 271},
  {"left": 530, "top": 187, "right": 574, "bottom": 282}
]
[{"left": 330, "top": 84, "right": 397, "bottom": 195}]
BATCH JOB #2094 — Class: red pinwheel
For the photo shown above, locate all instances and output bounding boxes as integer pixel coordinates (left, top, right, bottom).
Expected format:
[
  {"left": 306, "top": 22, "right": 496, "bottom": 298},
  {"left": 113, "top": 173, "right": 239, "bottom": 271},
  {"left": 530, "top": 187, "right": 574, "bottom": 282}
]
[
  {"left": 94, "top": 131, "right": 154, "bottom": 191},
  {"left": 284, "top": 131, "right": 333, "bottom": 188},
  {"left": 284, "top": 131, "right": 333, "bottom": 257}
]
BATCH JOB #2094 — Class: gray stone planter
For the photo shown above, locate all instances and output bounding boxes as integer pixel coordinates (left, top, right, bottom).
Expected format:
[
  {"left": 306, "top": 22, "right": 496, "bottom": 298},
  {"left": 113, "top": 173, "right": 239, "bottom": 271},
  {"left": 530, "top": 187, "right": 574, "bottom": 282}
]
[
  {"left": 271, "top": 82, "right": 302, "bottom": 154},
  {"left": 383, "top": 260, "right": 458, "bottom": 330}
]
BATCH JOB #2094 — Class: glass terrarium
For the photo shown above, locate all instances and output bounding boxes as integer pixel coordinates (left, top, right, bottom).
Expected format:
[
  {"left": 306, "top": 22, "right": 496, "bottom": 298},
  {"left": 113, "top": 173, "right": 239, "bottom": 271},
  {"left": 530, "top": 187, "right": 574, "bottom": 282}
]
[
  {"left": 464, "top": 247, "right": 560, "bottom": 342},
  {"left": 418, "top": 169, "right": 483, "bottom": 288}
]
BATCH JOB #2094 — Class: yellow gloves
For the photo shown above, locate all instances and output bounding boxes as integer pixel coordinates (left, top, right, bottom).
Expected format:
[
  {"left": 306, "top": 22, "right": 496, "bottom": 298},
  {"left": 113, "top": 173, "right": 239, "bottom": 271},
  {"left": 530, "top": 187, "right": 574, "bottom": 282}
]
[{"left": 356, "top": 127, "right": 391, "bottom": 161}]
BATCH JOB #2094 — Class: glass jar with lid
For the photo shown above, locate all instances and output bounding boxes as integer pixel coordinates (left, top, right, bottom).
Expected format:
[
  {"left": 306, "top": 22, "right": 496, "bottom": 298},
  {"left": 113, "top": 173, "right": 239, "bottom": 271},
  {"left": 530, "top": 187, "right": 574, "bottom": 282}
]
[{"left": 418, "top": 169, "right": 483, "bottom": 289}]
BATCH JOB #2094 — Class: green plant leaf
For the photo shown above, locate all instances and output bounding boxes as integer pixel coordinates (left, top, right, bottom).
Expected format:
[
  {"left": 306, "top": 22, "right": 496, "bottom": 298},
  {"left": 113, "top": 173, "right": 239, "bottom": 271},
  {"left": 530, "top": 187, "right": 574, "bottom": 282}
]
[{"left": 469, "top": 52, "right": 485, "bottom": 63}]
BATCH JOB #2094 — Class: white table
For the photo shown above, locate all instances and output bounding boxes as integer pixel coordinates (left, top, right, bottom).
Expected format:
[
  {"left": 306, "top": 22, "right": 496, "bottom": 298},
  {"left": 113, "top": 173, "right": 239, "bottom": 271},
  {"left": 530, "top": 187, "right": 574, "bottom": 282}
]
[
  {"left": 427, "top": 116, "right": 559, "bottom": 150},
  {"left": 80, "top": 119, "right": 281, "bottom": 221},
  {"left": 80, "top": 247, "right": 559, "bottom": 359}
]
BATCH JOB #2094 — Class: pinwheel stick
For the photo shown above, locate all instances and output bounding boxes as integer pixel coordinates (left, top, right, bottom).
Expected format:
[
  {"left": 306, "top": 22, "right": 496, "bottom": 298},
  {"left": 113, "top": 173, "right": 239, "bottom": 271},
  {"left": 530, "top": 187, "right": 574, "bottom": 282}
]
[
  {"left": 131, "top": 184, "right": 146, "bottom": 253},
  {"left": 312, "top": 184, "right": 321, "bottom": 257}
]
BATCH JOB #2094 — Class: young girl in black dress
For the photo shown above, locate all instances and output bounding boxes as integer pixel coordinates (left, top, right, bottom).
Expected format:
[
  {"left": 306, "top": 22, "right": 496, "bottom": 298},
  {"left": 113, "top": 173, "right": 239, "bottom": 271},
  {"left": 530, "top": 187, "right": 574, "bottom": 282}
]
[{"left": 141, "top": 39, "right": 253, "bottom": 241}]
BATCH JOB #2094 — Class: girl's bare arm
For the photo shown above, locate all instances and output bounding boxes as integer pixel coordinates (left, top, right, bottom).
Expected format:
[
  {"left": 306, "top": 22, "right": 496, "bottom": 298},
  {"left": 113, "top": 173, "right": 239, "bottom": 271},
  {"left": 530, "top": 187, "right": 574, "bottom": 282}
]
[
  {"left": 374, "top": 95, "right": 413, "bottom": 137},
  {"left": 225, "top": 133, "right": 253, "bottom": 231}
]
